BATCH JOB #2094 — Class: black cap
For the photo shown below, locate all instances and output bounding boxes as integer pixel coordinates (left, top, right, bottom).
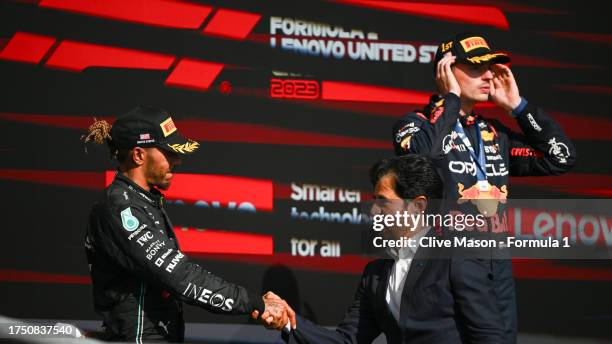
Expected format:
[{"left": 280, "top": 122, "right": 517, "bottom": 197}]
[
  {"left": 110, "top": 106, "right": 200, "bottom": 154},
  {"left": 433, "top": 32, "right": 510, "bottom": 68}
]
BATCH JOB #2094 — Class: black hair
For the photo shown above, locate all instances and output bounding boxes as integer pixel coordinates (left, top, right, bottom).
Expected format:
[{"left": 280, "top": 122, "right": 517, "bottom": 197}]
[
  {"left": 369, "top": 154, "right": 443, "bottom": 201},
  {"left": 112, "top": 146, "right": 132, "bottom": 165}
]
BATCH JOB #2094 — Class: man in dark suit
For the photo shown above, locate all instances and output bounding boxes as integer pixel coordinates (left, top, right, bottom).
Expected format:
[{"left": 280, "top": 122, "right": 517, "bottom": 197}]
[{"left": 262, "top": 155, "right": 505, "bottom": 343}]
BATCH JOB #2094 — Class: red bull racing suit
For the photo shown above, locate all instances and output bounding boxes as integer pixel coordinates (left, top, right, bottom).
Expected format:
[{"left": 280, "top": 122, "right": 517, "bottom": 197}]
[{"left": 392, "top": 93, "right": 576, "bottom": 343}]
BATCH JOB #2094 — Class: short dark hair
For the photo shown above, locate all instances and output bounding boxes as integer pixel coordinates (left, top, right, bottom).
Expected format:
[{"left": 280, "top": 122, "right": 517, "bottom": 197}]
[
  {"left": 111, "top": 145, "right": 132, "bottom": 165},
  {"left": 369, "top": 154, "right": 443, "bottom": 201}
]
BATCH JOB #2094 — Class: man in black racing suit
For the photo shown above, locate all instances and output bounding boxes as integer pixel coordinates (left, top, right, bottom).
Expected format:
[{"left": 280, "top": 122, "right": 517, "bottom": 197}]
[
  {"left": 392, "top": 33, "right": 576, "bottom": 343},
  {"left": 82, "top": 106, "right": 294, "bottom": 342}
]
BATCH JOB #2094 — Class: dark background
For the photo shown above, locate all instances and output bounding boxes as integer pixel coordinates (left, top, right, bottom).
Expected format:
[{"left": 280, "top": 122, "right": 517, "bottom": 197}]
[{"left": 0, "top": 0, "right": 611, "bottom": 341}]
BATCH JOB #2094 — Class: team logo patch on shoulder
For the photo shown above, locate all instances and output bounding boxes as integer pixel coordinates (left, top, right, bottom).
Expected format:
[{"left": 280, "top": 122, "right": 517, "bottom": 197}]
[
  {"left": 120, "top": 207, "right": 140, "bottom": 232},
  {"left": 394, "top": 122, "right": 420, "bottom": 143}
]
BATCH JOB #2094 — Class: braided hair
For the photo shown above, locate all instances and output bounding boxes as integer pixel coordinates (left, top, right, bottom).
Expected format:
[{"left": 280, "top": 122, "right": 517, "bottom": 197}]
[{"left": 80, "top": 118, "right": 129, "bottom": 162}]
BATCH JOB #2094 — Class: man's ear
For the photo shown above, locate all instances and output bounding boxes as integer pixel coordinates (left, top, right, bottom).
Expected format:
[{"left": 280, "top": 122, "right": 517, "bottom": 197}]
[
  {"left": 132, "top": 147, "right": 146, "bottom": 166},
  {"left": 411, "top": 196, "right": 428, "bottom": 214}
]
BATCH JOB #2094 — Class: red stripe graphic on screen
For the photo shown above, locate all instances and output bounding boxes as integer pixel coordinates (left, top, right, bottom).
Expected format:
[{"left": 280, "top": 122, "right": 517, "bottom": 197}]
[
  {"left": 511, "top": 54, "right": 597, "bottom": 69},
  {"left": 548, "top": 112, "right": 612, "bottom": 140},
  {"left": 553, "top": 84, "right": 612, "bottom": 95},
  {"left": 512, "top": 260, "right": 612, "bottom": 281},
  {"left": 351, "top": 0, "right": 566, "bottom": 15},
  {"left": 542, "top": 31, "right": 612, "bottom": 45},
  {"left": 174, "top": 228, "right": 273, "bottom": 255},
  {"left": 177, "top": 119, "right": 390, "bottom": 149},
  {"left": 0, "top": 168, "right": 273, "bottom": 211},
  {"left": 296, "top": 98, "right": 493, "bottom": 117},
  {"left": 187, "top": 254, "right": 612, "bottom": 280},
  {"left": 0, "top": 169, "right": 104, "bottom": 189},
  {"left": 2, "top": 169, "right": 610, "bottom": 199},
  {"left": 0, "top": 113, "right": 390, "bottom": 149},
  {"left": 333, "top": 0, "right": 509, "bottom": 30},
  {"left": 477, "top": 2, "right": 565, "bottom": 14},
  {"left": 0, "top": 113, "right": 111, "bottom": 129},
  {"left": 511, "top": 174, "right": 612, "bottom": 197},
  {"left": 104, "top": 171, "right": 274, "bottom": 211},
  {"left": 202, "top": 9, "right": 261, "bottom": 40},
  {"left": 46, "top": 40, "right": 175, "bottom": 72},
  {"left": 39, "top": 0, "right": 213, "bottom": 29},
  {"left": 1, "top": 32, "right": 225, "bottom": 90},
  {"left": 329, "top": 81, "right": 488, "bottom": 107},
  {"left": 165, "top": 59, "right": 224, "bottom": 91},
  {"left": 303, "top": 101, "right": 418, "bottom": 117},
  {"left": 1, "top": 109, "right": 610, "bottom": 149},
  {"left": 0, "top": 270, "right": 91, "bottom": 284},
  {"left": 3, "top": 259, "right": 612, "bottom": 283},
  {"left": 0, "top": 32, "right": 56, "bottom": 64},
  {"left": 472, "top": 108, "right": 611, "bottom": 141},
  {"left": 39, "top": 0, "right": 261, "bottom": 40},
  {"left": 197, "top": 253, "right": 372, "bottom": 274},
  {"left": 0, "top": 109, "right": 609, "bottom": 147},
  {"left": 322, "top": 81, "right": 431, "bottom": 104}
]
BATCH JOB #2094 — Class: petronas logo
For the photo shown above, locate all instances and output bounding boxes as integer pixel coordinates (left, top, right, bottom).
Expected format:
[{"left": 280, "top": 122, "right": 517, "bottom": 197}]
[{"left": 121, "top": 207, "right": 139, "bottom": 232}]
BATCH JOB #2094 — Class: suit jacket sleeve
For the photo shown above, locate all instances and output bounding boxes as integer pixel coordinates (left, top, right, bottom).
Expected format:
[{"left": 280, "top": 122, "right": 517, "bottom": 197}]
[
  {"left": 285, "top": 261, "right": 382, "bottom": 344},
  {"left": 450, "top": 257, "right": 505, "bottom": 343}
]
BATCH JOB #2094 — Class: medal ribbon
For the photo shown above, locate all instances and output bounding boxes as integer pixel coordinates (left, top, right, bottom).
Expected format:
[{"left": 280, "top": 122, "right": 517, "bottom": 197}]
[{"left": 454, "top": 119, "right": 488, "bottom": 185}]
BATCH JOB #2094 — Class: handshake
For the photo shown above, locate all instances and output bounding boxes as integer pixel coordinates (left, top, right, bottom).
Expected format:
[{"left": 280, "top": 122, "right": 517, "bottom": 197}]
[{"left": 251, "top": 291, "right": 297, "bottom": 331}]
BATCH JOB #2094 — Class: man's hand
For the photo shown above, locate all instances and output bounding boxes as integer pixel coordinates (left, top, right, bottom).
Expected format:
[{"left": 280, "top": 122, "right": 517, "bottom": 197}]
[
  {"left": 436, "top": 53, "right": 461, "bottom": 97},
  {"left": 489, "top": 63, "right": 521, "bottom": 113},
  {"left": 250, "top": 291, "right": 297, "bottom": 330}
]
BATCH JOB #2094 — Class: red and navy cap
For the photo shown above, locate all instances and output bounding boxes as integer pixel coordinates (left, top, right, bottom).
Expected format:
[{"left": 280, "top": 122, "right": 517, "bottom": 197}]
[
  {"left": 433, "top": 32, "right": 510, "bottom": 68},
  {"left": 110, "top": 106, "right": 200, "bottom": 154}
]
